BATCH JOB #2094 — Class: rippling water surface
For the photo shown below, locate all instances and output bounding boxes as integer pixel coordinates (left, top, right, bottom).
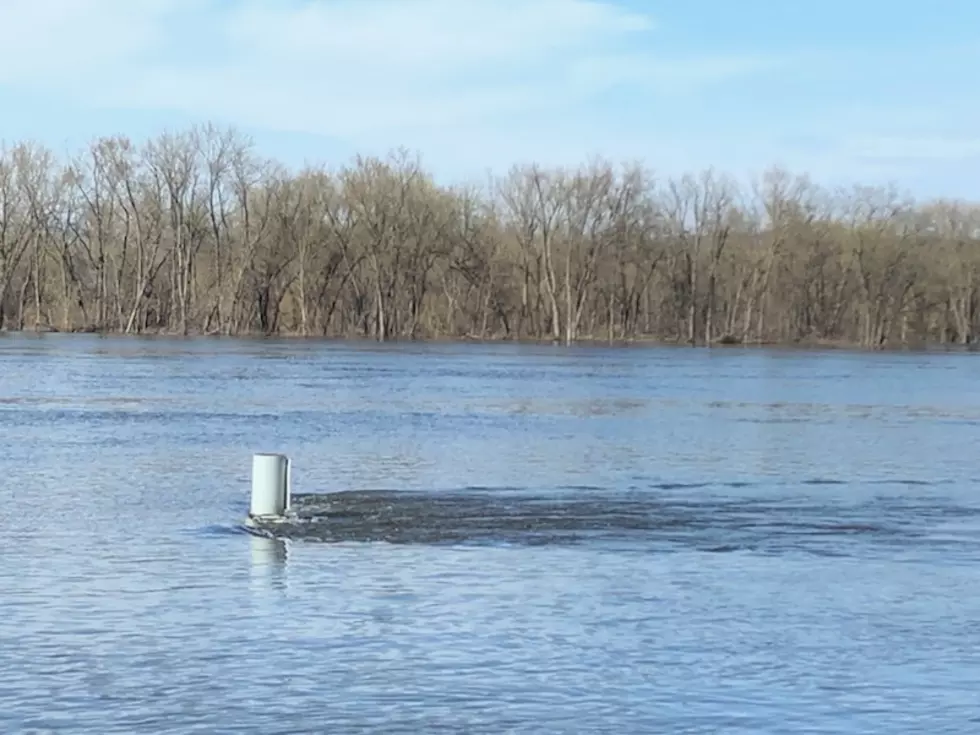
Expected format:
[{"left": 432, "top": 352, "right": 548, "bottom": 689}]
[{"left": 2, "top": 335, "right": 980, "bottom": 733}]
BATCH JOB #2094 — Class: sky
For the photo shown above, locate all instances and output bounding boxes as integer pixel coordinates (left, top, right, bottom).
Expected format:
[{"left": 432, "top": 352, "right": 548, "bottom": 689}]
[{"left": 0, "top": 0, "right": 978, "bottom": 199}]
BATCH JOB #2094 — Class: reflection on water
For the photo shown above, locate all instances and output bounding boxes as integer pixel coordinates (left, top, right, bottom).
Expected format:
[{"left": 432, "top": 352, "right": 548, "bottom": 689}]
[
  {"left": 2, "top": 335, "right": 980, "bottom": 733},
  {"left": 248, "top": 535, "right": 288, "bottom": 596},
  {"left": 248, "top": 534, "right": 288, "bottom": 568}
]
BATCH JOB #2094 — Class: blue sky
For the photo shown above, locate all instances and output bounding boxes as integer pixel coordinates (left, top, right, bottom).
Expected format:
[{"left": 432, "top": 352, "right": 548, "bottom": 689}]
[{"left": 0, "top": 0, "right": 978, "bottom": 198}]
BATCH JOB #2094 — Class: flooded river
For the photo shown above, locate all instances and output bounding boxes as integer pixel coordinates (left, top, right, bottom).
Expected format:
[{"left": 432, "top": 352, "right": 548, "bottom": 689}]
[{"left": 1, "top": 335, "right": 978, "bottom": 732}]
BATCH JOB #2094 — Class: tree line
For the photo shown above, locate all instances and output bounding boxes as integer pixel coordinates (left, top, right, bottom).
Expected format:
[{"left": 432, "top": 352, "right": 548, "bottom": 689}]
[{"left": 0, "top": 124, "right": 977, "bottom": 349}]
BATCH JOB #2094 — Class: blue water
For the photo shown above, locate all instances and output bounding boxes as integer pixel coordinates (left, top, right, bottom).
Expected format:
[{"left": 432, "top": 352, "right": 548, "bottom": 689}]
[{"left": 1, "top": 334, "right": 979, "bottom": 733}]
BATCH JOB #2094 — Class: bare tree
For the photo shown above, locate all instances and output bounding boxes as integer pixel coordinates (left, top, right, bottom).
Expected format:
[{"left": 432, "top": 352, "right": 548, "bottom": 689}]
[{"left": 1, "top": 123, "right": 977, "bottom": 350}]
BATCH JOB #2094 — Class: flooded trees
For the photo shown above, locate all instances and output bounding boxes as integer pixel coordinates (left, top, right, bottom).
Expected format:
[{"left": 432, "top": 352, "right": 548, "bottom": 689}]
[
  {"left": 1, "top": 123, "right": 978, "bottom": 349},
  {"left": 0, "top": 144, "right": 50, "bottom": 329}
]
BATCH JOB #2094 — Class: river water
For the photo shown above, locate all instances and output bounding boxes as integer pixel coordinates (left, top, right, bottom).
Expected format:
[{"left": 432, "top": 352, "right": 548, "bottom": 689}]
[{"left": 1, "top": 334, "right": 979, "bottom": 733}]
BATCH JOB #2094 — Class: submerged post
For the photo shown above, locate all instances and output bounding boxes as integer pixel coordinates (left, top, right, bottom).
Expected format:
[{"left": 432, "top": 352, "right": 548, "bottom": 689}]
[{"left": 250, "top": 453, "right": 291, "bottom": 520}]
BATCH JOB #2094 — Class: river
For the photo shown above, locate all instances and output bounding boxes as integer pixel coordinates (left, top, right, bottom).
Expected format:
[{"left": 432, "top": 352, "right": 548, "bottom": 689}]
[{"left": 1, "top": 334, "right": 978, "bottom": 733}]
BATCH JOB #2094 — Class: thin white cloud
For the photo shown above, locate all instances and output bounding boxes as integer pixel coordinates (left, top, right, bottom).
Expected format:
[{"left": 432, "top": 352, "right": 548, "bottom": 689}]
[
  {"left": 844, "top": 136, "right": 980, "bottom": 162},
  {"left": 0, "top": 0, "right": 769, "bottom": 144},
  {"left": 223, "top": 0, "right": 654, "bottom": 72},
  {"left": 566, "top": 51, "right": 777, "bottom": 92},
  {"left": 0, "top": 0, "right": 179, "bottom": 82}
]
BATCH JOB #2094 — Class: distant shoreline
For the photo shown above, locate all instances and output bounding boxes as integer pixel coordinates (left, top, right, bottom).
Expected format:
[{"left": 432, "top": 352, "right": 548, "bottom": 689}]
[
  {"left": 3, "top": 325, "right": 977, "bottom": 356},
  {"left": 2, "top": 126, "right": 978, "bottom": 354}
]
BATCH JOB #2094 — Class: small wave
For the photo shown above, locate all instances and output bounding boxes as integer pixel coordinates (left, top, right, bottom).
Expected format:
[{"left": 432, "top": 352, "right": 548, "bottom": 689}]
[
  {"left": 187, "top": 524, "right": 253, "bottom": 538},
  {"left": 868, "top": 478, "right": 949, "bottom": 487}
]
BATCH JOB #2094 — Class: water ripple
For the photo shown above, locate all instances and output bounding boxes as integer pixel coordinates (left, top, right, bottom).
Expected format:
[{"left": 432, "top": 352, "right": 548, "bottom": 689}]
[{"left": 2, "top": 335, "right": 980, "bottom": 733}]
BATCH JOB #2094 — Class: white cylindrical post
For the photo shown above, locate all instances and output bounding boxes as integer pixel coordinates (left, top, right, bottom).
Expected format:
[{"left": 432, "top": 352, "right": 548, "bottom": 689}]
[{"left": 250, "top": 453, "right": 291, "bottom": 519}]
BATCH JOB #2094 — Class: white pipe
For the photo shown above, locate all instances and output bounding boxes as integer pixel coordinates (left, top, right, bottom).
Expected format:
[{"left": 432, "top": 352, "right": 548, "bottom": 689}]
[{"left": 250, "top": 453, "right": 291, "bottom": 519}]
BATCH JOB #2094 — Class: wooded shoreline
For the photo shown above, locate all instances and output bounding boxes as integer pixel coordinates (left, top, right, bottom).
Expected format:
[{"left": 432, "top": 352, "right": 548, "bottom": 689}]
[
  {"left": 3, "top": 325, "right": 976, "bottom": 356},
  {"left": 1, "top": 123, "right": 978, "bottom": 350}
]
